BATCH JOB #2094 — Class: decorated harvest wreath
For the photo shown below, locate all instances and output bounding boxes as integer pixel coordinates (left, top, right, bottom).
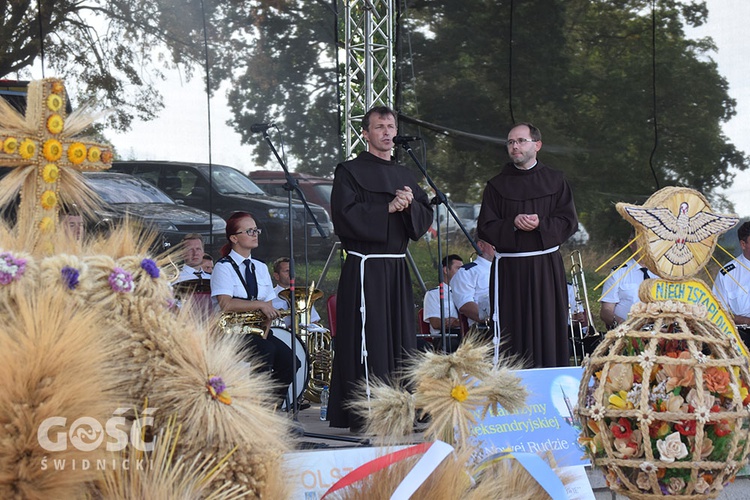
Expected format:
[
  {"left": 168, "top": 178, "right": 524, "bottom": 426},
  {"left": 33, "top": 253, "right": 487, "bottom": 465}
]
[
  {"left": 577, "top": 186, "right": 750, "bottom": 499},
  {"left": 0, "top": 78, "right": 292, "bottom": 499}
]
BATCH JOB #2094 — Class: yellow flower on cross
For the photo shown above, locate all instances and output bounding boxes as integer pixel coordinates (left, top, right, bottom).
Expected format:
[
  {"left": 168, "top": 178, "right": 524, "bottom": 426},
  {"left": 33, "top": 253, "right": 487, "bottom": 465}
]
[
  {"left": 19, "top": 139, "right": 36, "bottom": 159},
  {"left": 67, "top": 142, "right": 87, "bottom": 164},
  {"left": 87, "top": 146, "right": 101, "bottom": 163},
  {"left": 40, "top": 190, "right": 57, "bottom": 210},
  {"left": 42, "top": 164, "right": 59, "bottom": 184},
  {"left": 47, "top": 94, "right": 63, "bottom": 112},
  {"left": 39, "top": 217, "right": 54, "bottom": 232},
  {"left": 47, "top": 114, "right": 64, "bottom": 134},
  {"left": 43, "top": 139, "right": 63, "bottom": 162},
  {"left": 2, "top": 137, "right": 18, "bottom": 154}
]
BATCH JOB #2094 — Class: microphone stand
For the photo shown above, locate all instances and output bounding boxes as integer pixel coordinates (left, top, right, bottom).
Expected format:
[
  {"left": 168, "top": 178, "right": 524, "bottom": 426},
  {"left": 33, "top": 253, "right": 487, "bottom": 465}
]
[
  {"left": 260, "top": 128, "right": 327, "bottom": 424},
  {"left": 398, "top": 140, "right": 480, "bottom": 352}
]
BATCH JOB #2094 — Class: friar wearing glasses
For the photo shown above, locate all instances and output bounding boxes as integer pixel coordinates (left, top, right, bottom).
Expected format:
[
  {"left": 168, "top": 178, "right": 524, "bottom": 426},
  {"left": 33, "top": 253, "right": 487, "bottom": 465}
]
[
  {"left": 327, "top": 106, "right": 433, "bottom": 432},
  {"left": 477, "top": 122, "right": 578, "bottom": 368}
]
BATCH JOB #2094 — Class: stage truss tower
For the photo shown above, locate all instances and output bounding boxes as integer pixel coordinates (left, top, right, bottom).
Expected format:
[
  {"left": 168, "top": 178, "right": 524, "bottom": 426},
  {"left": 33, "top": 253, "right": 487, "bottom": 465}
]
[{"left": 343, "top": 0, "right": 394, "bottom": 158}]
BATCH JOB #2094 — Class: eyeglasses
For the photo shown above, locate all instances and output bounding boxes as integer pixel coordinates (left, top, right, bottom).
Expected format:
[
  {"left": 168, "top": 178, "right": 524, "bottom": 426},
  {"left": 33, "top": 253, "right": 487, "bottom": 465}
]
[
  {"left": 506, "top": 138, "right": 538, "bottom": 147},
  {"left": 236, "top": 228, "right": 262, "bottom": 236}
]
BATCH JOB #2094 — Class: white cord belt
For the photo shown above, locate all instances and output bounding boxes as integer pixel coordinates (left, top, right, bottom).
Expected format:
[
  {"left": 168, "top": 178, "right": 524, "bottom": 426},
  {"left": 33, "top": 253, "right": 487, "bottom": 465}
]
[
  {"left": 347, "top": 250, "right": 406, "bottom": 403},
  {"left": 491, "top": 246, "right": 560, "bottom": 367}
]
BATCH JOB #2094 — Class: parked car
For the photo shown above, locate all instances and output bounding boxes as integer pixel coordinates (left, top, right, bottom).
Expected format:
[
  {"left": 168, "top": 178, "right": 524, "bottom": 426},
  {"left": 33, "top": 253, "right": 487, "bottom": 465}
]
[
  {"left": 427, "top": 201, "right": 479, "bottom": 242},
  {"left": 568, "top": 222, "right": 590, "bottom": 246},
  {"left": 452, "top": 202, "right": 481, "bottom": 237},
  {"left": 84, "top": 172, "right": 226, "bottom": 255},
  {"left": 110, "top": 161, "right": 335, "bottom": 261},
  {"left": 248, "top": 169, "right": 333, "bottom": 217}
]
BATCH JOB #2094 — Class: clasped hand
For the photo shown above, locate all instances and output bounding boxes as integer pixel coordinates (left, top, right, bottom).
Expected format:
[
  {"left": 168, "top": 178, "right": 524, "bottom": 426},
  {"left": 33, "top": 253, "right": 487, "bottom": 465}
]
[
  {"left": 514, "top": 213, "right": 539, "bottom": 231},
  {"left": 388, "top": 186, "right": 414, "bottom": 213}
]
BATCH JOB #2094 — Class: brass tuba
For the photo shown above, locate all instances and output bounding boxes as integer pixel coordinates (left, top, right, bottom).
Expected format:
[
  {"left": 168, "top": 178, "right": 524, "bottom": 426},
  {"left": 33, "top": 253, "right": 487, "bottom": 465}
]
[
  {"left": 301, "top": 323, "right": 333, "bottom": 403},
  {"left": 278, "top": 284, "right": 332, "bottom": 402}
]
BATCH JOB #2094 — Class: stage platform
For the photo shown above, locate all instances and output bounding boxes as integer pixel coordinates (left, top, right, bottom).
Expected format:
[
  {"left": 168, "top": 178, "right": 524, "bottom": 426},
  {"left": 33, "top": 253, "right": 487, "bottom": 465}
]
[
  {"left": 288, "top": 402, "right": 750, "bottom": 499},
  {"left": 289, "top": 401, "right": 421, "bottom": 450}
]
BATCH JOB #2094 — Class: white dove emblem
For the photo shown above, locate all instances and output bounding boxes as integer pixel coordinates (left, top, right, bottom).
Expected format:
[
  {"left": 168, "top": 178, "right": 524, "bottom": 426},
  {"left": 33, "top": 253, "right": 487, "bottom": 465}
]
[{"left": 624, "top": 202, "right": 738, "bottom": 266}]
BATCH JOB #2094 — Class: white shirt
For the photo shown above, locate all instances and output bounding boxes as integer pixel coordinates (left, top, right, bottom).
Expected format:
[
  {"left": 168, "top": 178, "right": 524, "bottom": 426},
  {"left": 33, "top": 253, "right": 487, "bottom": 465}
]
[
  {"left": 210, "top": 250, "right": 275, "bottom": 302},
  {"left": 450, "top": 257, "right": 491, "bottom": 325},
  {"left": 567, "top": 283, "right": 579, "bottom": 325},
  {"left": 600, "top": 258, "right": 656, "bottom": 321},
  {"left": 175, "top": 264, "right": 211, "bottom": 283},
  {"left": 713, "top": 254, "right": 750, "bottom": 318},
  {"left": 272, "top": 284, "right": 321, "bottom": 328},
  {"left": 423, "top": 285, "right": 459, "bottom": 335}
]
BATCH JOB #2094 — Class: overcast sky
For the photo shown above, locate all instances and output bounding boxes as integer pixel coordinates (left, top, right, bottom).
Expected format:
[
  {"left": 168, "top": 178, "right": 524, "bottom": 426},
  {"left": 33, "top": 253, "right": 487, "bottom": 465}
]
[
  {"left": 686, "top": 0, "right": 750, "bottom": 216},
  {"left": 108, "top": 0, "right": 750, "bottom": 216}
]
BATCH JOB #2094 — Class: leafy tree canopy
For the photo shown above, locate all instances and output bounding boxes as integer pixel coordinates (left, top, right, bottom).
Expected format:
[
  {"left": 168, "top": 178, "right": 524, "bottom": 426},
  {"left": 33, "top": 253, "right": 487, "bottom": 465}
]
[
  {"left": 396, "top": 0, "right": 747, "bottom": 244},
  {"left": 2, "top": 0, "right": 746, "bottom": 245}
]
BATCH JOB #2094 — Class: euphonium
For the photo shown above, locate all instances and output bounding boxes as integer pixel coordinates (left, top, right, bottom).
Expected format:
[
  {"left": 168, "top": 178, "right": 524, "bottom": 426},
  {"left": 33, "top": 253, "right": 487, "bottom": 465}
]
[
  {"left": 303, "top": 324, "right": 333, "bottom": 402},
  {"left": 278, "top": 285, "right": 323, "bottom": 314},
  {"left": 218, "top": 309, "right": 292, "bottom": 338},
  {"left": 278, "top": 283, "right": 332, "bottom": 402}
]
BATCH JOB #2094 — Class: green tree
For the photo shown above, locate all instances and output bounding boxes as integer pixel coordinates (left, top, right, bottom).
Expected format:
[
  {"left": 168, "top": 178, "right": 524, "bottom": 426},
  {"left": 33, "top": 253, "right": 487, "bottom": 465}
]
[
  {"left": 208, "top": 1, "right": 341, "bottom": 174},
  {"left": 3, "top": 0, "right": 745, "bottom": 235},
  {"left": 1, "top": 1, "right": 342, "bottom": 171},
  {"left": 1, "top": 0, "right": 211, "bottom": 130},
  {"left": 398, "top": 0, "right": 747, "bottom": 244}
]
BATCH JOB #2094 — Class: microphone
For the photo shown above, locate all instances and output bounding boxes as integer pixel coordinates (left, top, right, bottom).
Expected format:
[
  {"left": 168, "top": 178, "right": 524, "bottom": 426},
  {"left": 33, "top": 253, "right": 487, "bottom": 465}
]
[
  {"left": 392, "top": 135, "right": 422, "bottom": 145},
  {"left": 250, "top": 123, "right": 275, "bottom": 133}
]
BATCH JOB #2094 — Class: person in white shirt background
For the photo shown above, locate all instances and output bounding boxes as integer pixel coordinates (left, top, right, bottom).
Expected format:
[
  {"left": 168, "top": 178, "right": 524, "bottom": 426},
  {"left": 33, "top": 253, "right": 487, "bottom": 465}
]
[
  {"left": 451, "top": 239, "right": 495, "bottom": 329},
  {"left": 175, "top": 233, "right": 212, "bottom": 283},
  {"left": 422, "top": 254, "right": 464, "bottom": 351},
  {"left": 271, "top": 257, "right": 321, "bottom": 328},
  {"left": 713, "top": 221, "right": 750, "bottom": 346},
  {"left": 201, "top": 253, "right": 214, "bottom": 274},
  {"left": 599, "top": 233, "right": 656, "bottom": 329}
]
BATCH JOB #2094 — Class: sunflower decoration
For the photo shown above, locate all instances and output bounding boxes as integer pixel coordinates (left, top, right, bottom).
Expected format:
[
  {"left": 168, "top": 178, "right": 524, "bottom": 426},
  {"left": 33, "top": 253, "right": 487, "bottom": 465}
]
[
  {"left": 47, "top": 93, "right": 63, "bottom": 112},
  {"left": 38, "top": 216, "right": 54, "bottom": 233},
  {"left": 88, "top": 146, "right": 102, "bottom": 163},
  {"left": 67, "top": 142, "right": 87, "bottom": 164},
  {"left": 18, "top": 139, "right": 36, "bottom": 159},
  {"left": 43, "top": 139, "right": 63, "bottom": 162},
  {"left": 42, "top": 163, "right": 59, "bottom": 184},
  {"left": 2, "top": 137, "right": 17, "bottom": 154},
  {"left": 40, "top": 190, "right": 58, "bottom": 210},
  {"left": 46, "top": 114, "right": 64, "bottom": 134}
]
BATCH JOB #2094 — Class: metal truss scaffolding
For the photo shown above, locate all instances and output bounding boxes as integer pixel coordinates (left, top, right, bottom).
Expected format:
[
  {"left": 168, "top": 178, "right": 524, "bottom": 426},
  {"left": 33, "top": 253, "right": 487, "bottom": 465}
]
[{"left": 343, "top": 0, "right": 394, "bottom": 158}]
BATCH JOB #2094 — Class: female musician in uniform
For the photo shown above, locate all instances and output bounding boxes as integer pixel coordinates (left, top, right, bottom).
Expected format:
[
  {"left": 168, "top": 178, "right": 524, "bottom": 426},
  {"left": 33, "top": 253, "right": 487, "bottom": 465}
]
[{"left": 210, "top": 211, "right": 296, "bottom": 406}]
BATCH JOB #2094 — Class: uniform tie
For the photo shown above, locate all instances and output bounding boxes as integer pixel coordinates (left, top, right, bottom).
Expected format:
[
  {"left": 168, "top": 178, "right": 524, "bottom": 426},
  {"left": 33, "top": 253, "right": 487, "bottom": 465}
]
[
  {"left": 640, "top": 267, "right": 650, "bottom": 281},
  {"left": 243, "top": 259, "right": 258, "bottom": 299}
]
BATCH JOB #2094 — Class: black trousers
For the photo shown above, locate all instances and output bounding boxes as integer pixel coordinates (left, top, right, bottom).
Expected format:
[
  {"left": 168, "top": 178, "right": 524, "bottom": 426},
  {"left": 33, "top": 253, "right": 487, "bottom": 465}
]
[{"left": 241, "top": 332, "right": 298, "bottom": 405}]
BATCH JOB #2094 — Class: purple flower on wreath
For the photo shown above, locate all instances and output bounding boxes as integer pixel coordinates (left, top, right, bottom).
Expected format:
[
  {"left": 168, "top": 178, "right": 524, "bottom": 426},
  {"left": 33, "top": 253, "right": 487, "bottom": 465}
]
[
  {"left": 208, "top": 376, "right": 226, "bottom": 395},
  {"left": 108, "top": 267, "right": 135, "bottom": 293},
  {"left": 140, "top": 258, "right": 160, "bottom": 278},
  {"left": 0, "top": 252, "right": 27, "bottom": 285},
  {"left": 61, "top": 266, "right": 80, "bottom": 290}
]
